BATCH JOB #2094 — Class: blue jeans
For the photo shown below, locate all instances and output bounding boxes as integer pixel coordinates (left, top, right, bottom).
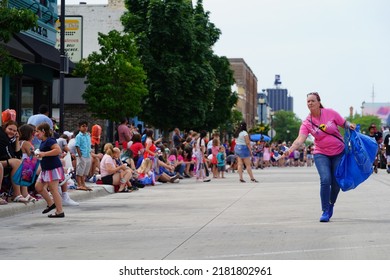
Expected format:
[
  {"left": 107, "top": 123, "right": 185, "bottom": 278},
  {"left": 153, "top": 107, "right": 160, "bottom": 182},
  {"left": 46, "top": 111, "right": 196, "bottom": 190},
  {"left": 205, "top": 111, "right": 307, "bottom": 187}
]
[{"left": 313, "top": 152, "right": 343, "bottom": 212}]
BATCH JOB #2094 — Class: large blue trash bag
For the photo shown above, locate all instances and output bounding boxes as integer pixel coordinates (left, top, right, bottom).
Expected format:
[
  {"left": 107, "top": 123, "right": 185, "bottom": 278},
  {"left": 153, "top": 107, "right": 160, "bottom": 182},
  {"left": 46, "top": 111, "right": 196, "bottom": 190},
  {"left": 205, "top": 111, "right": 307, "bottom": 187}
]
[{"left": 335, "top": 126, "right": 378, "bottom": 191}]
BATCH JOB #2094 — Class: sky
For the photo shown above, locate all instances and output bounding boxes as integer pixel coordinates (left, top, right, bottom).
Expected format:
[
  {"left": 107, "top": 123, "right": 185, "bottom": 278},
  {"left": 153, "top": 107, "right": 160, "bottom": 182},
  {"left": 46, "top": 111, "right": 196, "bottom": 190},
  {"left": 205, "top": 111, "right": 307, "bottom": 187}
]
[{"left": 64, "top": 0, "right": 390, "bottom": 120}]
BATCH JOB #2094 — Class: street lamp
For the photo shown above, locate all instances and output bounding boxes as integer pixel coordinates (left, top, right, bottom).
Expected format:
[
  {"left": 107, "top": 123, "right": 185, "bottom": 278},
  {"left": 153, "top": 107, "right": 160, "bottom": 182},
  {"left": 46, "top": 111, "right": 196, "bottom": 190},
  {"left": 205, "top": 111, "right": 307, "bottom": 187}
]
[{"left": 259, "top": 97, "right": 265, "bottom": 124}]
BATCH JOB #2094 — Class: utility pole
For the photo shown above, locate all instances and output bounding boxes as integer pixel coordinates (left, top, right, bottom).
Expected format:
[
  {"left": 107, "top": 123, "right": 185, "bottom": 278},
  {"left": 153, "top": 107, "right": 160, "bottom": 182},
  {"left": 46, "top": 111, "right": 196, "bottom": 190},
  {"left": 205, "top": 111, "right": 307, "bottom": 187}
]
[{"left": 59, "top": 0, "right": 66, "bottom": 132}]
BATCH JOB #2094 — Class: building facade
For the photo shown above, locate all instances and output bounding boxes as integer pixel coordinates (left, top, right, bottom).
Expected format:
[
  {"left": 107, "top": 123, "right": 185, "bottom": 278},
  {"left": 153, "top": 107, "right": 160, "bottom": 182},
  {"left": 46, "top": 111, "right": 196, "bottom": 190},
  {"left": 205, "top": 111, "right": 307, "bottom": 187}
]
[
  {"left": 1, "top": 0, "right": 64, "bottom": 124},
  {"left": 264, "top": 74, "right": 293, "bottom": 114},
  {"left": 266, "top": 88, "right": 293, "bottom": 112},
  {"left": 61, "top": 2, "right": 259, "bottom": 133},
  {"left": 228, "top": 58, "right": 258, "bottom": 129},
  {"left": 61, "top": 0, "right": 124, "bottom": 59}
]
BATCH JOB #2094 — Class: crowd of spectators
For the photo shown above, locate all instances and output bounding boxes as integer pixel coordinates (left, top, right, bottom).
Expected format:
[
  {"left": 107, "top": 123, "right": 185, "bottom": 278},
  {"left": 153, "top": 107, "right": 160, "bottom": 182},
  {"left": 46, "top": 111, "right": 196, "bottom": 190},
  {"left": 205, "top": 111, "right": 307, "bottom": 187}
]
[{"left": 1, "top": 108, "right": 389, "bottom": 213}]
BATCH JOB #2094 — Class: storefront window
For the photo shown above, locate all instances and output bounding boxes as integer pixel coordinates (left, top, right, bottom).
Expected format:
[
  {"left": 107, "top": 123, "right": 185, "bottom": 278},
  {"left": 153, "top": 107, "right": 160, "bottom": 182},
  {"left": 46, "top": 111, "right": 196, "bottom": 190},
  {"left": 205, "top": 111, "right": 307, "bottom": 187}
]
[{"left": 21, "top": 86, "right": 34, "bottom": 124}]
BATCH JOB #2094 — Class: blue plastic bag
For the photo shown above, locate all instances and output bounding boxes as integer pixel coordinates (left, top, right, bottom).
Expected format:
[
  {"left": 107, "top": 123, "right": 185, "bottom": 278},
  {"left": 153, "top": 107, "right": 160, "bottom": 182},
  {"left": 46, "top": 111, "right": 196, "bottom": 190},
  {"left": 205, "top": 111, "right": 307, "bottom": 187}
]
[{"left": 335, "top": 127, "right": 378, "bottom": 191}]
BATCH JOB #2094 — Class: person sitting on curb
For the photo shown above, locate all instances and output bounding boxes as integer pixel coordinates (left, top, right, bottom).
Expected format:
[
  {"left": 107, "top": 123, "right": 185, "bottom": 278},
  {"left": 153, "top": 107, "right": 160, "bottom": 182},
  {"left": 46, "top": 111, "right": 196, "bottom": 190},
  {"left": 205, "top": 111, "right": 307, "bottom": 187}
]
[{"left": 100, "top": 143, "right": 133, "bottom": 192}]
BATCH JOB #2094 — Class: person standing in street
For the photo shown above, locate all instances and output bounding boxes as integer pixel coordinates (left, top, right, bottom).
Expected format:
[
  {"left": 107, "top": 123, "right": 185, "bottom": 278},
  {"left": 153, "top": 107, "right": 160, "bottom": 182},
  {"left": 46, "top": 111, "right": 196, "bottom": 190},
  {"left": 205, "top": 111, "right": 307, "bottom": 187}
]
[
  {"left": 34, "top": 123, "right": 65, "bottom": 218},
  {"left": 234, "top": 121, "right": 258, "bottom": 183},
  {"left": 384, "top": 128, "right": 390, "bottom": 174},
  {"left": 75, "top": 121, "right": 92, "bottom": 191},
  {"left": 284, "top": 92, "right": 355, "bottom": 222}
]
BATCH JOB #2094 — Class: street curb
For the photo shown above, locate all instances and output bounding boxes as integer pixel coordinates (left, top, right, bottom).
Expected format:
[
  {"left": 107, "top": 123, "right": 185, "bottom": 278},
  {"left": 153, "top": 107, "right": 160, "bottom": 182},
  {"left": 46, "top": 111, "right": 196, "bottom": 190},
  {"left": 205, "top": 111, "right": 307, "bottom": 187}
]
[{"left": 0, "top": 184, "right": 114, "bottom": 219}]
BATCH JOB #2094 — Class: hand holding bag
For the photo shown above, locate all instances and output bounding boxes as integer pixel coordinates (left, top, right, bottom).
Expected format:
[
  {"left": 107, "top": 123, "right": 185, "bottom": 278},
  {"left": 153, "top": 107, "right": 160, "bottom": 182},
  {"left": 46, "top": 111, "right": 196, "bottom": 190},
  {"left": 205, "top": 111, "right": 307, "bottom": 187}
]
[{"left": 335, "top": 126, "right": 378, "bottom": 191}]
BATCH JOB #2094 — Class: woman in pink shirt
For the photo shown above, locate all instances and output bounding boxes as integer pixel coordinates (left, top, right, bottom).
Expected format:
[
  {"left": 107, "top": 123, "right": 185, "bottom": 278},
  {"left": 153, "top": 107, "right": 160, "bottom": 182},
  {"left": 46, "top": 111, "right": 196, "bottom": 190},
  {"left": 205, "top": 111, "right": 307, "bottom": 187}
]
[{"left": 284, "top": 92, "right": 356, "bottom": 223}]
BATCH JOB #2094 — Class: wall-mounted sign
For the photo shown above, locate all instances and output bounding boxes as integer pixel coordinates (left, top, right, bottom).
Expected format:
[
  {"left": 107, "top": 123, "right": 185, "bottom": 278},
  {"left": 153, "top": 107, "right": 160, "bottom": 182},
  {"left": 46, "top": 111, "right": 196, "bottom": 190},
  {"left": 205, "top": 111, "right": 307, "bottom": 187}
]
[{"left": 56, "top": 16, "right": 83, "bottom": 63}]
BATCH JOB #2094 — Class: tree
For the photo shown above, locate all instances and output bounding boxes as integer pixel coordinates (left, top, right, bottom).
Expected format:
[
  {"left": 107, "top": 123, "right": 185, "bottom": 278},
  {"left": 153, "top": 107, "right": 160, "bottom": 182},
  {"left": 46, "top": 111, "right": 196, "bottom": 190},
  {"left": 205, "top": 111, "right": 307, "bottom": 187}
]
[
  {"left": 0, "top": 0, "right": 37, "bottom": 76},
  {"left": 218, "top": 108, "right": 242, "bottom": 141},
  {"left": 272, "top": 110, "right": 302, "bottom": 143},
  {"left": 347, "top": 114, "right": 382, "bottom": 134},
  {"left": 73, "top": 30, "right": 148, "bottom": 122},
  {"left": 249, "top": 123, "right": 270, "bottom": 135},
  {"left": 121, "top": 0, "right": 233, "bottom": 132},
  {"left": 204, "top": 55, "right": 238, "bottom": 131}
]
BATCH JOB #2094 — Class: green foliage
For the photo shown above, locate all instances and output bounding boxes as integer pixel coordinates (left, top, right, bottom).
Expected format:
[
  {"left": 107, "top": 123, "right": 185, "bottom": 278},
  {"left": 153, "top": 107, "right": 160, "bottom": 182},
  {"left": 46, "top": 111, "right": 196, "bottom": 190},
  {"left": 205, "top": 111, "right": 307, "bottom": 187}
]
[
  {"left": 0, "top": 0, "right": 38, "bottom": 76},
  {"left": 204, "top": 55, "right": 238, "bottom": 131},
  {"left": 121, "top": 0, "right": 234, "bottom": 132},
  {"left": 74, "top": 30, "right": 148, "bottom": 122},
  {"left": 347, "top": 114, "right": 382, "bottom": 134},
  {"left": 249, "top": 123, "right": 270, "bottom": 135},
  {"left": 272, "top": 110, "right": 302, "bottom": 142},
  {"left": 218, "top": 109, "right": 242, "bottom": 139}
]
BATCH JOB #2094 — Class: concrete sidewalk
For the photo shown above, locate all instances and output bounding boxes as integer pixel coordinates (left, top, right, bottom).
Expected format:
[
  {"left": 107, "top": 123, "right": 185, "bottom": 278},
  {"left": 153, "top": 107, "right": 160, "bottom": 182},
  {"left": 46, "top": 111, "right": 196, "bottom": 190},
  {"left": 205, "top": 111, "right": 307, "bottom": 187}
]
[
  {"left": 0, "top": 182, "right": 115, "bottom": 218},
  {"left": 1, "top": 166, "right": 390, "bottom": 260}
]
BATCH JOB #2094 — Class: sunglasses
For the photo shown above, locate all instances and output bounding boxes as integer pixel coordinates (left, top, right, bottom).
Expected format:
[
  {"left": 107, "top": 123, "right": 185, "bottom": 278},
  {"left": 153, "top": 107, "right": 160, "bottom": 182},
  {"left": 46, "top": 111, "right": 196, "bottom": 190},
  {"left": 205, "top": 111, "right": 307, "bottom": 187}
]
[{"left": 307, "top": 92, "right": 319, "bottom": 97}]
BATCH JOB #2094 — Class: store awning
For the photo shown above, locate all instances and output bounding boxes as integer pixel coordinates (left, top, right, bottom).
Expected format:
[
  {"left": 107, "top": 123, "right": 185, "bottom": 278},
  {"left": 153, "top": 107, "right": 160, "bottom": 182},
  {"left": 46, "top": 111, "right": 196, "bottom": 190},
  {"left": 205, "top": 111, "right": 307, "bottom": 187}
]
[
  {"left": 1, "top": 37, "right": 35, "bottom": 63},
  {"left": 14, "top": 33, "right": 61, "bottom": 71}
]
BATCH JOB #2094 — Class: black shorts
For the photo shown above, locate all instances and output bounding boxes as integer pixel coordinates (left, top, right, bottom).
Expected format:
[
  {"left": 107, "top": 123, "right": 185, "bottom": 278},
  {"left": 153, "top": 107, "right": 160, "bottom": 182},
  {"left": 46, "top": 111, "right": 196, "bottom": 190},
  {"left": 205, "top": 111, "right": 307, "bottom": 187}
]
[{"left": 101, "top": 174, "right": 114, "bottom": 185}]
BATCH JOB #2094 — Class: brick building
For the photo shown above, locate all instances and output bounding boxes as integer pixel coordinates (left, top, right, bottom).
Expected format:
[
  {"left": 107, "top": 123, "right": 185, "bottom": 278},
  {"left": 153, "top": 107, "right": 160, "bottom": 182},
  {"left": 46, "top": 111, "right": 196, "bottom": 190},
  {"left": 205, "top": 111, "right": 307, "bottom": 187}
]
[{"left": 228, "top": 58, "right": 258, "bottom": 129}]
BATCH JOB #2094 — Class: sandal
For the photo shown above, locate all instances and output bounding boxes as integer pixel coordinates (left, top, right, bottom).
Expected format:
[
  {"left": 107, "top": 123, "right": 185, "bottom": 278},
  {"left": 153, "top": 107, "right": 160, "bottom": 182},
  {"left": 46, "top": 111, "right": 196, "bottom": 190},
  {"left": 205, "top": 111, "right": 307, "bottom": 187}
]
[
  {"left": 0, "top": 197, "right": 7, "bottom": 205},
  {"left": 239, "top": 179, "right": 246, "bottom": 183},
  {"left": 25, "top": 194, "right": 37, "bottom": 204},
  {"left": 48, "top": 212, "right": 65, "bottom": 218},
  {"left": 251, "top": 179, "right": 259, "bottom": 183},
  {"left": 13, "top": 195, "right": 28, "bottom": 204},
  {"left": 76, "top": 186, "right": 92, "bottom": 191}
]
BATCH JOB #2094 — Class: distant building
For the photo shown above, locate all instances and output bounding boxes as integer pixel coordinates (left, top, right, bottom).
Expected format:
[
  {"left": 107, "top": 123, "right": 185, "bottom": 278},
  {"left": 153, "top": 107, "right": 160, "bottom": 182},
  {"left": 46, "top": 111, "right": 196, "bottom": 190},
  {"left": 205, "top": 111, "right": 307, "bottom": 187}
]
[
  {"left": 266, "top": 75, "right": 293, "bottom": 113},
  {"left": 362, "top": 102, "right": 390, "bottom": 126},
  {"left": 228, "top": 58, "right": 258, "bottom": 129}
]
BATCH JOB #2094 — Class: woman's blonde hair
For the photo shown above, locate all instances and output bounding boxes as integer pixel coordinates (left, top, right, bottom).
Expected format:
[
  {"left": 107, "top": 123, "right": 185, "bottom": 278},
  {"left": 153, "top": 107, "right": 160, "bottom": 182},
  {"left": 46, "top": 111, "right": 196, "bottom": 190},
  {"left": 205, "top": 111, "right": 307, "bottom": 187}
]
[
  {"left": 103, "top": 143, "right": 114, "bottom": 156},
  {"left": 137, "top": 158, "right": 152, "bottom": 174}
]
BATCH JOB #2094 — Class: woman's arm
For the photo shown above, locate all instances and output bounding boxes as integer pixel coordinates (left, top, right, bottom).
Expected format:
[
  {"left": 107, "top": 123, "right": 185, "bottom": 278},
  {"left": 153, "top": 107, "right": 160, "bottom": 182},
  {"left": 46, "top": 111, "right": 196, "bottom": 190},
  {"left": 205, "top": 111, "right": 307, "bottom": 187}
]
[
  {"left": 105, "top": 161, "right": 125, "bottom": 174},
  {"left": 244, "top": 134, "right": 253, "bottom": 157},
  {"left": 284, "top": 134, "right": 308, "bottom": 157}
]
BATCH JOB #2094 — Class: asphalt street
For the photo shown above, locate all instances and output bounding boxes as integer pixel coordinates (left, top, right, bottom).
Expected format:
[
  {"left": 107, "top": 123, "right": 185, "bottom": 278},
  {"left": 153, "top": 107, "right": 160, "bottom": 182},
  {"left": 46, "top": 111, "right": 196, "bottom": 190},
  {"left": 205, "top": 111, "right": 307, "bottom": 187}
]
[{"left": 1, "top": 166, "right": 390, "bottom": 260}]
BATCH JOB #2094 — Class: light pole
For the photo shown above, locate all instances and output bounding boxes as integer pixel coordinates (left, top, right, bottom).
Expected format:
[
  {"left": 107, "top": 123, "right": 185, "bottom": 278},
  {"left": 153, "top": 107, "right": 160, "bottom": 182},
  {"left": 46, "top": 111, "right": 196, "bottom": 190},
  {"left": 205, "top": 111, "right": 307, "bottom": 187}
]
[
  {"left": 259, "top": 97, "right": 265, "bottom": 124},
  {"left": 59, "top": 0, "right": 66, "bottom": 132}
]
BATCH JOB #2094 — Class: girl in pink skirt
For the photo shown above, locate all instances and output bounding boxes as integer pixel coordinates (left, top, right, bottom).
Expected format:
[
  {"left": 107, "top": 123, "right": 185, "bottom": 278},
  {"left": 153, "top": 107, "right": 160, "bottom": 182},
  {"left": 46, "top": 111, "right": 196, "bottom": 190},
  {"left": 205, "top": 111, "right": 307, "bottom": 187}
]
[{"left": 34, "top": 123, "right": 65, "bottom": 218}]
